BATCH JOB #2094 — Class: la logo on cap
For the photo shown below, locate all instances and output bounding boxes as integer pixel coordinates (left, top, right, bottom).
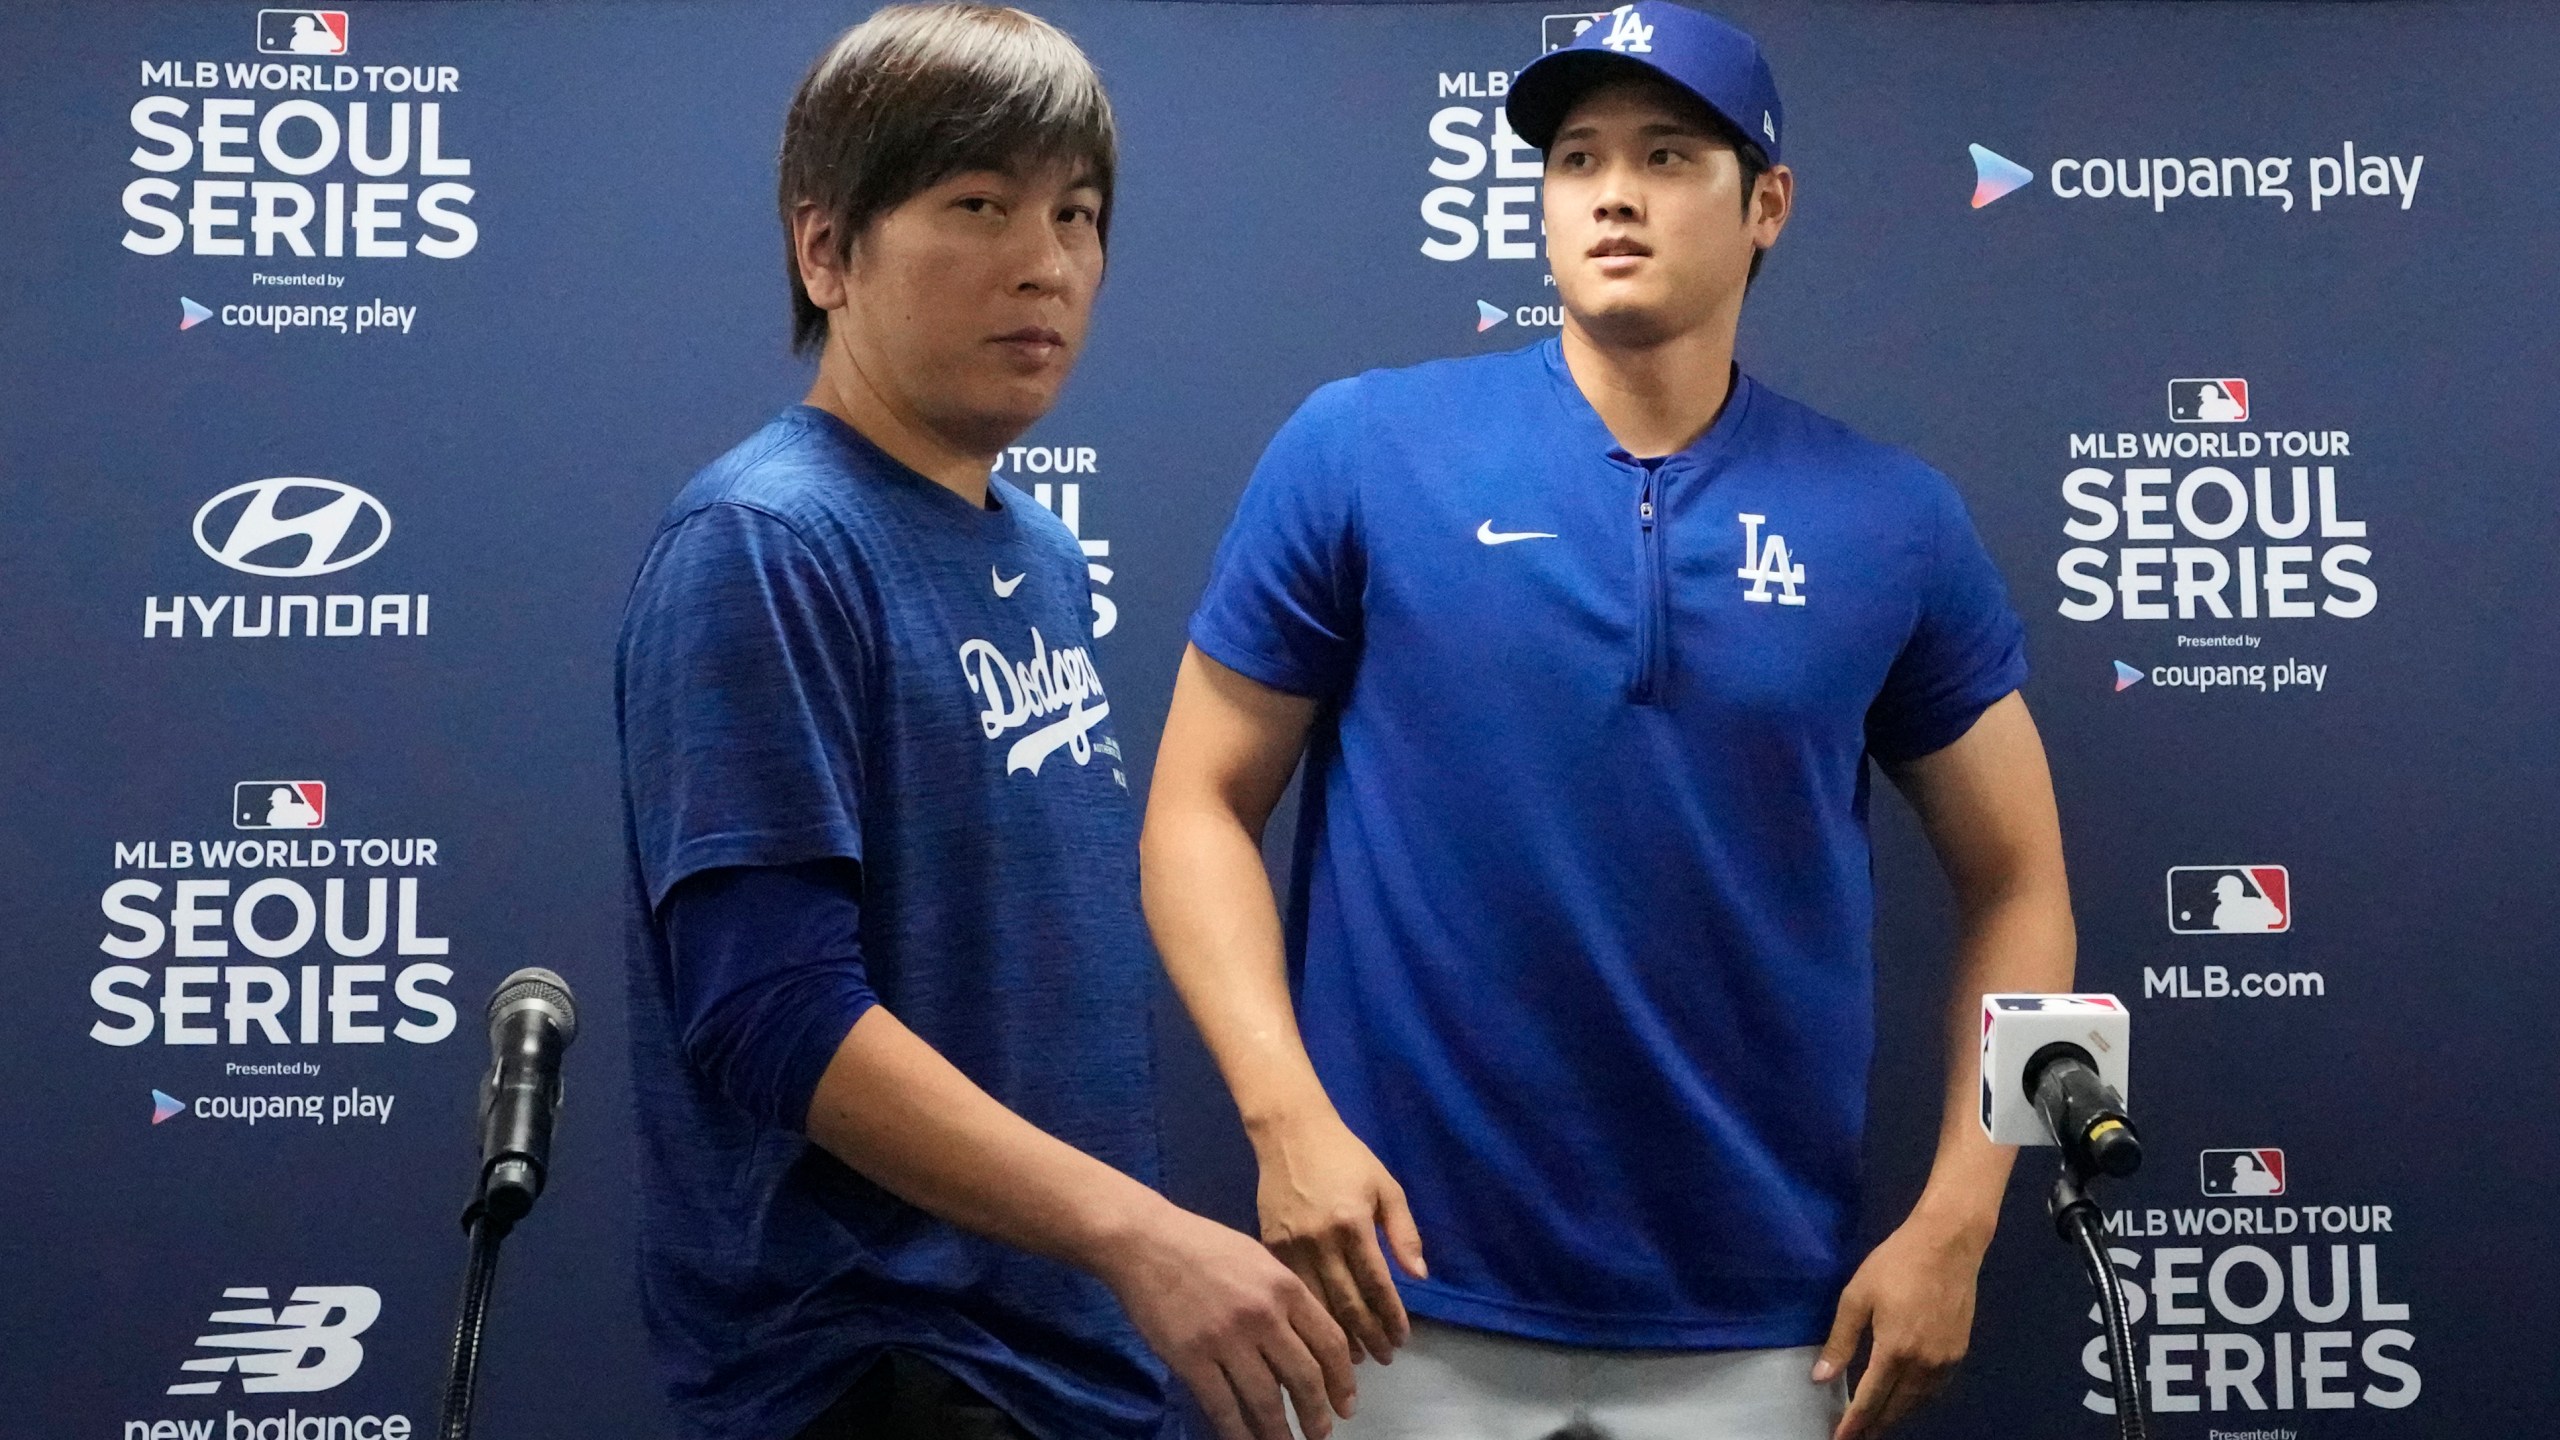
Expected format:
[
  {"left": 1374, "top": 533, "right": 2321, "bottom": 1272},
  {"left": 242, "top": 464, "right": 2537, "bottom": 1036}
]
[{"left": 1599, "top": 5, "right": 1654, "bottom": 53}]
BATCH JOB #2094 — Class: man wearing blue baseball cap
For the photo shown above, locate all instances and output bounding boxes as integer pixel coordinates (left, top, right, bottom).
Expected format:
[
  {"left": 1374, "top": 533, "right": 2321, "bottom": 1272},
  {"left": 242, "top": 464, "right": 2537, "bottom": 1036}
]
[{"left": 1143, "top": 3, "right": 2078, "bottom": 1436}]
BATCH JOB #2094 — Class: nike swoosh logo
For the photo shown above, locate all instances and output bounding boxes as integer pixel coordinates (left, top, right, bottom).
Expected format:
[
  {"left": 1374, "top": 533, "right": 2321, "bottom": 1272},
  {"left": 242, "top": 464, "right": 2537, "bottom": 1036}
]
[
  {"left": 1477, "top": 521, "right": 1558, "bottom": 546},
  {"left": 992, "top": 567, "right": 1026, "bottom": 597}
]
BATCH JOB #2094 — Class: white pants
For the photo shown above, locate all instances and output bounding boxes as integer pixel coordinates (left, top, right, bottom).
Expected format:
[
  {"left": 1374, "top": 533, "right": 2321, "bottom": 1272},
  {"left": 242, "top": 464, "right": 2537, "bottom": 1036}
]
[{"left": 1326, "top": 1319, "right": 1845, "bottom": 1440}]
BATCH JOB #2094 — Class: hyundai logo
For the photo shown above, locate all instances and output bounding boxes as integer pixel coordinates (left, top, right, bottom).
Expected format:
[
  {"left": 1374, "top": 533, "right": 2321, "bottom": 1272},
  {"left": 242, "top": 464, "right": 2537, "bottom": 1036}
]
[{"left": 192, "top": 478, "right": 391, "bottom": 578}]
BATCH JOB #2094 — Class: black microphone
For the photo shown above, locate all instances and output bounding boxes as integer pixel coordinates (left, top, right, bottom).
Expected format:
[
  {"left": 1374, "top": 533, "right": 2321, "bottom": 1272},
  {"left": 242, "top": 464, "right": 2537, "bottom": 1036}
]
[
  {"left": 2024, "top": 1041, "right": 2141, "bottom": 1179},
  {"left": 475, "top": 967, "right": 578, "bottom": 1226}
]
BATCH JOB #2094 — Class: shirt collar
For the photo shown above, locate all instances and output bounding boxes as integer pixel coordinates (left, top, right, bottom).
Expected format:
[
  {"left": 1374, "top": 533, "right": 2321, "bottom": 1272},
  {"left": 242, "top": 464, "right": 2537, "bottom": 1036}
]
[
  {"left": 790, "top": 404, "right": 1015, "bottom": 535},
  {"left": 1537, "top": 336, "right": 1756, "bottom": 472}
]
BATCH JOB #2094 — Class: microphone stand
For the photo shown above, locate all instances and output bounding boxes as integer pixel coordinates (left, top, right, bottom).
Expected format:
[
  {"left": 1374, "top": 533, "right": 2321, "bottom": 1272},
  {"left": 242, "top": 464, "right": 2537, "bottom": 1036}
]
[
  {"left": 437, "top": 1191, "right": 519, "bottom": 1440},
  {"left": 440, "top": 967, "right": 575, "bottom": 1440},
  {"left": 2050, "top": 1159, "right": 2149, "bottom": 1440}
]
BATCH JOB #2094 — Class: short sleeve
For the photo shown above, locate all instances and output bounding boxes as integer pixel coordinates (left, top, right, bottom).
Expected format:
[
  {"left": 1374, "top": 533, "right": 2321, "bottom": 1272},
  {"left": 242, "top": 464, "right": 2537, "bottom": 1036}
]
[
  {"left": 619, "top": 503, "right": 868, "bottom": 908},
  {"left": 1865, "top": 477, "right": 2028, "bottom": 763},
  {"left": 1188, "top": 379, "right": 1368, "bottom": 699}
]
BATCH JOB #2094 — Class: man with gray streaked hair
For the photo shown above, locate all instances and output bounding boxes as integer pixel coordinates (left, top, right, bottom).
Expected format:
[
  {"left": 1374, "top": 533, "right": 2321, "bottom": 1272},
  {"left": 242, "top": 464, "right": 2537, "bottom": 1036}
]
[{"left": 617, "top": 9, "right": 1354, "bottom": 1440}]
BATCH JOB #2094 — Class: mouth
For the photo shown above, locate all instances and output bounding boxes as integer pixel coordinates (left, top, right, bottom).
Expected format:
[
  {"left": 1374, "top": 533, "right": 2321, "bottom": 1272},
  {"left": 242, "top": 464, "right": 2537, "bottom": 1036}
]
[
  {"left": 992, "top": 326, "right": 1068, "bottom": 362},
  {"left": 1587, "top": 237, "right": 1652, "bottom": 261}
]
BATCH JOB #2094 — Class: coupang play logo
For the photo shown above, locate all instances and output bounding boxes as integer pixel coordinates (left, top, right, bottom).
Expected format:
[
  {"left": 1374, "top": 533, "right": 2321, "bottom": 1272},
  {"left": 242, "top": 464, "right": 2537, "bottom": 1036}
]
[
  {"left": 1964, "top": 141, "right": 2425, "bottom": 214},
  {"left": 1969, "top": 144, "right": 2033, "bottom": 208}
]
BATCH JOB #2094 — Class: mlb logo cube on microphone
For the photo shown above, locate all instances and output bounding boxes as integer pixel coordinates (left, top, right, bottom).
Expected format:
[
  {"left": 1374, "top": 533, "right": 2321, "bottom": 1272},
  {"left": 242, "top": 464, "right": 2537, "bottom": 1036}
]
[
  {"left": 234, "top": 780, "right": 326, "bottom": 830},
  {"left": 2199, "top": 1147, "right": 2287, "bottom": 1196},
  {"left": 1976, "top": 994, "right": 2128, "bottom": 1146},
  {"left": 2165, "top": 864, "right": 2289, "bottom": 934}
]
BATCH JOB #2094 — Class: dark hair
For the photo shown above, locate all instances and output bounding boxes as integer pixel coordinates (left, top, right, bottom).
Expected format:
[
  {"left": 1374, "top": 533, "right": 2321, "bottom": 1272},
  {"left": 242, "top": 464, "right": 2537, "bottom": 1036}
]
[
  {"left": 1702, "top": 106, "right": 1771, "bottom": 285},
  {"left": 778, "top": 4, "right": 1117, "bottom": 356}
]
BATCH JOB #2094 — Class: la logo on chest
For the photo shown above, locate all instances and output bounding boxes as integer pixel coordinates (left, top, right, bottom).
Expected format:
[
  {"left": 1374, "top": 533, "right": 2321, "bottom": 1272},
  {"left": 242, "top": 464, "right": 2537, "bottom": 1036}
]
[{"left": 1736, "top": 513, "right": 1808, "bottom": 606}]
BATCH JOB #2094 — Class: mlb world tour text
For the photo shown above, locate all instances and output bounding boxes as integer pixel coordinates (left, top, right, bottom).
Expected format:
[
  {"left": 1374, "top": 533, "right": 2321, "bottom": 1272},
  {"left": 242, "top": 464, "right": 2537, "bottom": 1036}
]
[
  {"left": 121, "top": 60, "right": 477, "bottom": 261},
  {"left": 2053, "top": 432, "right": 2375, "bottom": 623},
  {"left": 89, "top": 839, "right": 457, "bottom": 1048}
]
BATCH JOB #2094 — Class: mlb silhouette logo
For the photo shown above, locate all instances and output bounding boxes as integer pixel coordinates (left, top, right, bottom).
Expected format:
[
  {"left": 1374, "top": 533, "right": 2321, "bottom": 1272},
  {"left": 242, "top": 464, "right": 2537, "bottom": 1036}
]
[
  {"left": 2168, "top": 377, "right": 2250, "bottom": 423},
  {"left": 2200, "top": 1147, "right": 2287, "bottom": 1196},
  {"left": 258, "top": 10, "right": 348, "bottom": 56},
  {"left": 2165, "top": 864, "right": 2290, "bottom": 934},
  {"left": 1542, "top": 12, "right": 1610, "bottom": 51},
  {"left": 235, "top": 781, "right": 327, "bottom": 831}
]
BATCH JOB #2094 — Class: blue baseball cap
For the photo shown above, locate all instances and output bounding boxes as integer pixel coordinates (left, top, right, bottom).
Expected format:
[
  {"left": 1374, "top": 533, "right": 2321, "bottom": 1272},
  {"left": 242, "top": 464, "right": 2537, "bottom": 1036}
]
[{"left": 1506, "top": 3, "right": 1783, "bottom": 164}]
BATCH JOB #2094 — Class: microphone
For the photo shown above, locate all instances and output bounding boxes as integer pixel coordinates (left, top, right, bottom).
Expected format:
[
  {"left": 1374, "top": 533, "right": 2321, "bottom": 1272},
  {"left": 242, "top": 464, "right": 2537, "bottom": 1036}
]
[
  {"left": 1978, "top": 993, "right": 2140, "bottom": 1177},
  {"left": 1985, "top": 994, "right": 2153, "bottom": 1440},
  {"left": 475, "top": 967, "right": 578, "bottom": 1226},
  {"left": 2028, "top": 1042, "right": 2141, "bottom": 1178}
]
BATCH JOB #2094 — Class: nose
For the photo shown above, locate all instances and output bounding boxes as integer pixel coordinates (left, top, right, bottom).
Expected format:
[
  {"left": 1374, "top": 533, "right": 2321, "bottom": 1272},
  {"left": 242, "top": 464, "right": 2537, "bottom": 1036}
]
[
  {"left": 1014, "top": 217, "right": 1071, "bottom": 298},
  {"left": 1591, "top": 162, "right": 1642, "bottom": 225}
]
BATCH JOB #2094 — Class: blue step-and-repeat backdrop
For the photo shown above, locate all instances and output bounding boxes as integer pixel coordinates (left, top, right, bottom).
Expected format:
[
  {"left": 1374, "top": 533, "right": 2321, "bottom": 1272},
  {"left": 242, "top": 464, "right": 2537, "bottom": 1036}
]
[{"left": 3, "top": 2, "right": 2553, "bottom": 1437}]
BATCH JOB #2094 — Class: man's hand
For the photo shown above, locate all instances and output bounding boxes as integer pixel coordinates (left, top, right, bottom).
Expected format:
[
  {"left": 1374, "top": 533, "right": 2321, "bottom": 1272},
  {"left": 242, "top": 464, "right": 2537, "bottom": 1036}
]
[
  {"left": 1812, "top": 1213, "right": 1989, "bottom": 1440},
  {"left": 796, "top": 1006, "right": 1355, "bottom": 1440},
  {"left": 1094, "top": 1203, "right": 1358, "bottom": 1440},
  {"left": 1251, "top": 1110, "right": 1428, "bottom": 1364}
]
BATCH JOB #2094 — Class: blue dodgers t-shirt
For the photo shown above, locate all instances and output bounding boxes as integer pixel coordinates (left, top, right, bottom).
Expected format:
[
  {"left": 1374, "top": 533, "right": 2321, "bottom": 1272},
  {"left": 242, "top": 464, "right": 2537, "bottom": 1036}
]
[
  {"left": 617, "top": 407, "right": 1164, "bottom": 1440},
  {"left": 1190, "top": 339, "right": 2027, "bottom": 1350}
]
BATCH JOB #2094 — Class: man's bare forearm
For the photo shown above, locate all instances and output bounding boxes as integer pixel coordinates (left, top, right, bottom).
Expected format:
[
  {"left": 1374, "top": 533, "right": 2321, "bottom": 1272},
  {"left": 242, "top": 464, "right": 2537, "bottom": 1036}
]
[
  {"left": 1889, "top": 693, "right": 2078, "bottom": 1247},
  {"left": 1913, "top": 883, "right": 2077, "bottom": 1246},
  {"left": 1141, "top": 799, "right": 1335, "bottom": 1138},
  {"left": 1144, "top": 649, "right": 1430, "bottom": 1353},
  {"left": 1141, "top": 648, "right": 1336, "bottom": 1139},
  {"left": 802, "top": 1006, "right": 1171, "bottom": 1273}
]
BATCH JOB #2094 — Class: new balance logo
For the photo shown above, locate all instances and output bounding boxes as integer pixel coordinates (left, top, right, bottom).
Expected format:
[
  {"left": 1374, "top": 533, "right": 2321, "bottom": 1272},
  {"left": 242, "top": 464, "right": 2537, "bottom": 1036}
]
[
  {"left": 1736, "top": 513, "right": 1805, "bottom": 605},
  {"left": 166, "top": 1286, "right": 380, "bottom": 1395},
  {"left": 1598, "top": 6, "right": 1653, "bottom": 53}
]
